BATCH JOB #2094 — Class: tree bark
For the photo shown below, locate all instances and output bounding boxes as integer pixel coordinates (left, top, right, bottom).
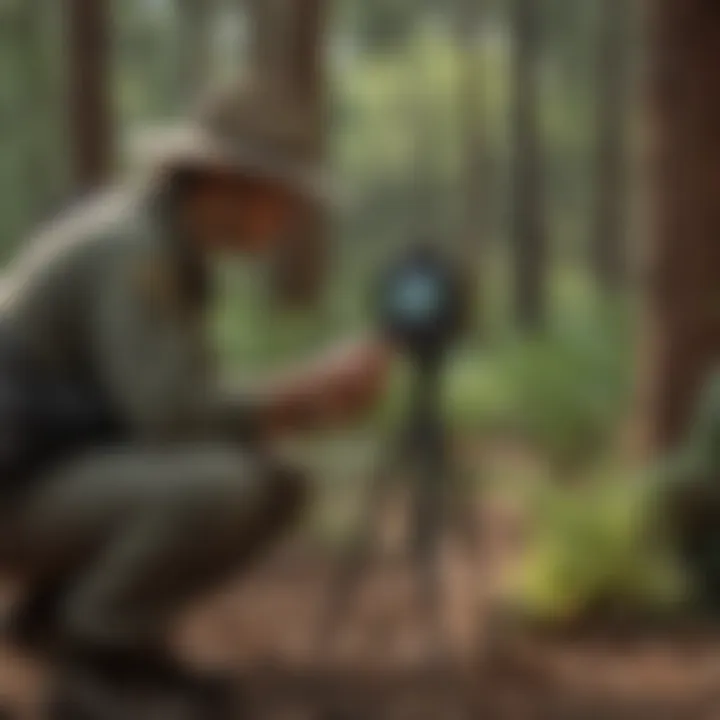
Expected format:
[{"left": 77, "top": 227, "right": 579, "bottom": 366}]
[
  {"left": 647, "top": 0, "right": 720, "bottom": 449},
  {"left": 454, "top": 0, "right": 485, "bottom": 306},
  {"left": 245, "top": 0, "right": 329, "bottom": 306},
  {"left": 16, "top": 0, "right": 65, "bottom": 224},
  {"left": 176, "top": 0, "right": 215, "bottom": 110},
  {"left": 511, "top": 0, "right": 546, "bottom": 331},
  {"left": 593, "top": 0, "right": 629, "bottom": 294},
  {"left": 288, "top": 0, "right": 326, "bottom": 102},
  {"left": 66, "top": 0, "right": 113, "bottom": 196},
  {"left": 285, "top": 0, "right": 328, "bottom": 305},
  {"left": 245, "top": 0, "right": 287, "bottom": 82}
]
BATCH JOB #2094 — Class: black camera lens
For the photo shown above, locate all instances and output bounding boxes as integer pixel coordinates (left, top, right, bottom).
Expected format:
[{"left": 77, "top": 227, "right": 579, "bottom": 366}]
[{"left": 376, "top": 243, "right": 467, "bottom": 360}]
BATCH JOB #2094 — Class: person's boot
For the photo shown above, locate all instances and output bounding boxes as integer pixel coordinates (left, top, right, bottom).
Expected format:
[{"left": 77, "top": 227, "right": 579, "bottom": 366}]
[
  {"left": 4, "top": 578, "right": 68, "bottom": 657},
  {"left": 47, "top": 644, "right": 242, "bottom": 720}
]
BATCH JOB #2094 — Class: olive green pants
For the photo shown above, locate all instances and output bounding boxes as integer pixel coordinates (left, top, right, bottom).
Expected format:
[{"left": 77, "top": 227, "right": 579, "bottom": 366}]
[{"left": 0, "top": 444, "right": 306, "bottom": 653}]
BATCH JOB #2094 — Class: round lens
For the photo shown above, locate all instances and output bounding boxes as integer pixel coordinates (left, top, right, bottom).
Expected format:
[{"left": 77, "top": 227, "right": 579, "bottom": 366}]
[{"left": 391, "top": 270, "right": 442, "bottom": 325}]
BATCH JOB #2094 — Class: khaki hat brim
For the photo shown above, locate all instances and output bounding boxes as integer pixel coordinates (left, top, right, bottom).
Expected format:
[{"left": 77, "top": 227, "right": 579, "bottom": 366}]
[{"left": 128, "top": 124, "right": 337, "bottom": 205}]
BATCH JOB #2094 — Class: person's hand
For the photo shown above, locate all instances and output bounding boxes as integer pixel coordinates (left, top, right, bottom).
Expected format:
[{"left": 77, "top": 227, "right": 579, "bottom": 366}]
[
  {"left": 309, "top": 337, "right": 394, "bottom": 421},
  {"left": 263, "top": 337, "right": 395, "bottom": 436}
]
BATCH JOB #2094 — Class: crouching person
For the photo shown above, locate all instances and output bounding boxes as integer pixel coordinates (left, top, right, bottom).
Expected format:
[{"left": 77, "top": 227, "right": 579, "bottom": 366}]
[{"left": 0, "top": 79, "right": 392, "bottom": 718}]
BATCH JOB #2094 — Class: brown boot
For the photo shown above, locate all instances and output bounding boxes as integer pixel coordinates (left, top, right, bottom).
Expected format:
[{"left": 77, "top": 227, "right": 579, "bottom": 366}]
[{"left": 48, "top": 645, "right": 243, "bottom": 720}]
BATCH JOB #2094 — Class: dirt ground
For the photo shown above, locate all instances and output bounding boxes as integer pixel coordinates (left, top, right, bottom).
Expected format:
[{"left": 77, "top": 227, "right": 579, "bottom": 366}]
[
  {"left": 192, "top": 557, "right": 720, "bottom": 720},
  {"left": 2, "top": 543, "right": 720, "bottom": 719},
  {"left": 1, "top": 451, "right": 720, "bottom": 719}
]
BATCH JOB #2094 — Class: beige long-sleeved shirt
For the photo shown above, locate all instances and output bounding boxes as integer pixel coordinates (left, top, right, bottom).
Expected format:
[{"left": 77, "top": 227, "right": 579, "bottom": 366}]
[{"left": 0, "top": 188, "right": 257, "bottom": 443}]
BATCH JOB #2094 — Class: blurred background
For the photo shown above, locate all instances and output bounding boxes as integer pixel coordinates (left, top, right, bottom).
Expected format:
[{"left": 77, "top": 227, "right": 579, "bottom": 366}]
[
  {"left": 0, "top": 0, "right": 645, "bottom": 441},
  {"left": 5, "top": 0, "right": 720, "bottom": 716}
]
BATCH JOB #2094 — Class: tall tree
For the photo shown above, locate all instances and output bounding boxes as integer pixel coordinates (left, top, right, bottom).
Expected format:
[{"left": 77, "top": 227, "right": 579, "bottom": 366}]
[
  {"left": 284, "top": 0, "right": 329, "bottom": 305},
  {"left": 245, "top": 0, "right": 287, "bottom": 82},
  {"left": 245, "top": 0, "right": 329, "bottom": 306},
  {"left": 176, "top": 0, "right": 215, "bottom": 110},
  {"left": 647, "top": 0, "right": 720, "bottom": 449},
  {"left": 592, "top": 0, "right": 630, "bottom": 294},
  {"left": 454, "top": 0, "right": 486, "bottom": 304},
  {"left": 511, "top": 0, "right": 546, "bottom": 331},
  {"left": 66, "top": 0, "right": 113, "bottom": 195},
  {"left": 16, "top": 0, "right": 68, "bottom": 224}
]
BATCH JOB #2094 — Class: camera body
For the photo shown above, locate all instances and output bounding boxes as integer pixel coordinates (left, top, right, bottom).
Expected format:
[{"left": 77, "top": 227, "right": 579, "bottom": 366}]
[{"left": 375, "top": 242, "right": 469, "bottom": 363}]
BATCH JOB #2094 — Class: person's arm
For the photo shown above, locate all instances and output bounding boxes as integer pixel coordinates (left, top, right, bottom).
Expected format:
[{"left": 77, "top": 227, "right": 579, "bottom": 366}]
[{"left": 243, "top": 337, "right": 394, "bottom": 440}]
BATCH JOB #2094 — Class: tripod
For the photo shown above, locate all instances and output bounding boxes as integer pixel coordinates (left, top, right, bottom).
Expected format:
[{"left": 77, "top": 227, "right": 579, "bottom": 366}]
[{"left": 318, "top": 352, "right": 479, "bottom": 654}]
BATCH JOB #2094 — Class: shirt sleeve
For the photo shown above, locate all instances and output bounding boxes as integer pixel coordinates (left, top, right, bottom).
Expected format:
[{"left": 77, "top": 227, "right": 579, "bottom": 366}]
[
  {"left": 92, "top": 240, "right": 212, "bottom": 439},
  {"left": 92, "top": 241, "right": 263, "bottom": 443}
]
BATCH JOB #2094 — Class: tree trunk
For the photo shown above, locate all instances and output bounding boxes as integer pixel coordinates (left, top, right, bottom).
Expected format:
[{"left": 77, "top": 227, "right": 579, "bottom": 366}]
[
  {"left": 176, "top": 0, "right": 214, "bottom": 110},
  {"left": 285, "top": 0, "right": 328, "bottom": 305},
  {"left": 511, "top": 0, "right": 546, "bottom": 331},
  {"left": 66, "top": 0, "right": 113, "bottom": 196},
  {"left": 245, "top": 0, "right": 287, "bottom": 82},
  {"left": 16, "top": 0, "right": 66, "bottom": 225},
  {"left": 454, "top": 0, "right": 485, "bottom": 324},
  {"left": 592, "top": 0, "right": 629, "bottom": 294},
  {"left": 288, "top": 0, "right": 326, "bottom": 102},
  {"left": 647, "top": 0, "right": 720, "bottom": 450},
  {"left": 245, "top": 0, "right": 328, "bottom": 307}
]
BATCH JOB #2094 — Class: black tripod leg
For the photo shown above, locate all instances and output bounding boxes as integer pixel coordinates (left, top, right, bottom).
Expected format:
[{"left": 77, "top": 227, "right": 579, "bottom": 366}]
[
  {"left": 449, "top": 462, "right": 483, "bottom": 557},
  {"left": 316, "top": 443, "right": 404, "bottom": 650},
  {"left": 414, "top": 538, "right": 445, "bottom": 657},
  {"left": 410, "top": 436, "right": 449, "bottom": 657}
]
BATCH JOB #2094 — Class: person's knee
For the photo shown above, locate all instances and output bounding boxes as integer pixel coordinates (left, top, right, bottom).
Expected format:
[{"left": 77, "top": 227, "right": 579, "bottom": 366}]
[
  {"left": 172, "top": 451, "right": 309, "bottom": 540},
  {"left": 53, "top": 456, "right": 311, "bottom": 653}
]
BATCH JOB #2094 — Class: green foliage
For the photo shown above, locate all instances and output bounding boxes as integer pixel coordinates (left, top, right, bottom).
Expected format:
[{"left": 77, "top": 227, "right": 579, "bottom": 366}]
[
  {"left": 509, "top": 471, "right": 688, "bottom": 625},
  {"left": 653, "top": 371, "right": 720, "bottom": 611},
  {"left": 210, "top": 251, "right": 636, "bottom": 485},
  {"left": 485, "top": 299, "right": 633, "bottom": 473},
  {"left": 335, "top": 22, "right": 512, "bottom": 250},
  {"left": 1, "top": 0, "right": 635, "bottom": 291},
  {"left": 371, "top": 288, "right": 633, "bottom": 470},
  {"left": 666, "top": 371, "right": 720, "bottom": 481},
  {"left": 339, "top": 0, "right": 419, "bottom": 52},
  {"left": 446, "top": 350, "right": 518, "bottom": 432},
  {"left": 211, "top": 261, "right": 345, "bottom": 373}
]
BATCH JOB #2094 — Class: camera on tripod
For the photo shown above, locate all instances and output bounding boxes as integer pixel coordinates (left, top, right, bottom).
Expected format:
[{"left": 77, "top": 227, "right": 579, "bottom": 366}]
[
  {"left": 375, "top": 242, "right": 470, "bottom": 364},
  {"left": 320, "top": 244, "right": 476, "bottom": 648}
]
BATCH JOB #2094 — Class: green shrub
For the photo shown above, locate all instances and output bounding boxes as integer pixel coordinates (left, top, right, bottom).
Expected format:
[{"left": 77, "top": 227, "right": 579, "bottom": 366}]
[
  {"left": 368, "top": 299, "right": 634, "bottom": 461},
  {"left": 488, "top": 304, "right": 633, "bottom": 474},
  {"left": 372, "top": 350, "right": 513, "bottom": 434},
  {"left": 508, "top": 471, "right": 688, "bottom": 626}
]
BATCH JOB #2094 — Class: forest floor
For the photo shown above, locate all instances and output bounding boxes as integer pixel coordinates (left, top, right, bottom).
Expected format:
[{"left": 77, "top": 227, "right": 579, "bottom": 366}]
[
  {"left": 183, "top": 552, "right": 720, "bottom": 719},
  {"left": 1, "top": 442, "right": 720, "bottom": 719},
  {"left": 3, "top": 538, "right": 720, "bottom": 718}
]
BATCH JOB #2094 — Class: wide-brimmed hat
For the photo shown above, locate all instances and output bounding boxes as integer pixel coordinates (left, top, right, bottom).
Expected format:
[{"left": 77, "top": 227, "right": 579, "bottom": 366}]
[{"left": 131, "top": 78, "right": 333, "bottom": 204}]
